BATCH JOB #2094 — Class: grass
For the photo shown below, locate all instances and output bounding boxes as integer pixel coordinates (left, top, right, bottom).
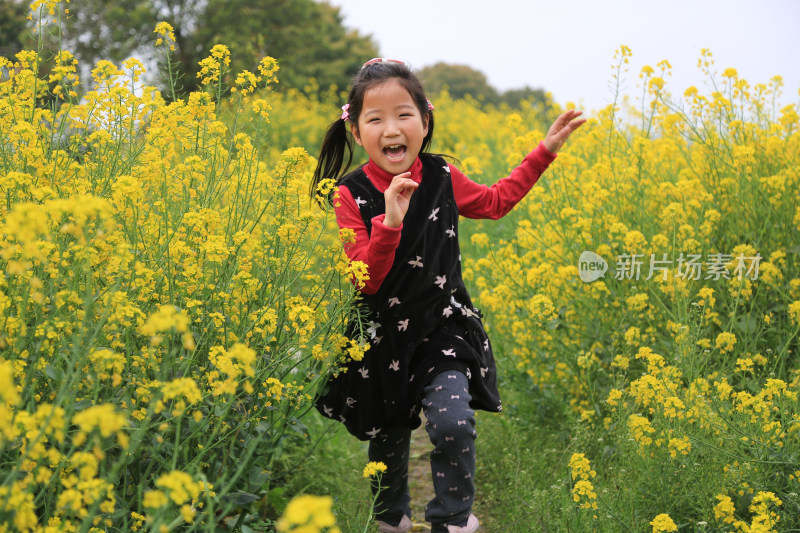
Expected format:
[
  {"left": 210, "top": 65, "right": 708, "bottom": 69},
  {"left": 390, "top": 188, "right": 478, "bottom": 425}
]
[
  {"left": 473, "top": 363, "right": 578, "bottom": 532},
  {"left": 279, "top": 416, "right": 376, "bottom": 531}
]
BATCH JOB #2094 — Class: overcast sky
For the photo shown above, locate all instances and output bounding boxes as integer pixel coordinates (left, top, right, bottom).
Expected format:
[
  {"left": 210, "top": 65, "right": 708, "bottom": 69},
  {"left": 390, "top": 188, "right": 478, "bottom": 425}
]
[{"left": 330, "top": 0, "right": 799, "bottom": 115}]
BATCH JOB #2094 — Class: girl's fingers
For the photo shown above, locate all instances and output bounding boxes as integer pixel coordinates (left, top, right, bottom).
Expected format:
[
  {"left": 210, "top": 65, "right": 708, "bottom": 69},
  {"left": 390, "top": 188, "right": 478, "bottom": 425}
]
[
  {"left": 388, "top": 175, "right": 419, "bottom": 194},
  {"left": 560, "top": 110, "right": 583, "bottom": 123}
]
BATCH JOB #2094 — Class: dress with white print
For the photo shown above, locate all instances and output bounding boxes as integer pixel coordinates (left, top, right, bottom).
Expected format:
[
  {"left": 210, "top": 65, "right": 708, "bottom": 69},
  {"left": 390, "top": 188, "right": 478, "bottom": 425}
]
[{"left": 315, "top": 154, "right": 501, "bottom": 441}]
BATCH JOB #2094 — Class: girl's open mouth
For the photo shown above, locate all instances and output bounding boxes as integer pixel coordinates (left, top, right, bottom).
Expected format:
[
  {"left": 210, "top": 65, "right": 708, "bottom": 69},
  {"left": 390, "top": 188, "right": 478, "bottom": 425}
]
[{"left": 383, "top": 144, "right": 407, "bottom": 161}]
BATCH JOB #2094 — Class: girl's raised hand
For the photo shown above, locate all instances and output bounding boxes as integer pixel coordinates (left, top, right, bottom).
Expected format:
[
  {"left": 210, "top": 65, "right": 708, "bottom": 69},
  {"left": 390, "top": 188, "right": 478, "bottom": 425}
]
[
  {"left": 383, "top": 172, "right": 419, "bottom": 228},
  {"left": 543, "top": 110, "right": 587, "bottom": 154}
]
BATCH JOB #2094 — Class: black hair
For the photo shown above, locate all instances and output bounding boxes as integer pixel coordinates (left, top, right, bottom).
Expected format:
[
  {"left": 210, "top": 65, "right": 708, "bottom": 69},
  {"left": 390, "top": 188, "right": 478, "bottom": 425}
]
[{"left": 310, "top": 61, "right": 435, "bottom": 206}]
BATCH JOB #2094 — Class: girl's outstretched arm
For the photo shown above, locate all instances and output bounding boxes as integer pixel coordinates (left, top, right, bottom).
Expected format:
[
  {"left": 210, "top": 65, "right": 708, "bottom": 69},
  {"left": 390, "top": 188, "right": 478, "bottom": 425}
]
[
  {"left": 453, "top": 142, "right": 556, "bottom": 220},
  {"left": 542, "top": 110, "right": 587, "bottom": 153}
]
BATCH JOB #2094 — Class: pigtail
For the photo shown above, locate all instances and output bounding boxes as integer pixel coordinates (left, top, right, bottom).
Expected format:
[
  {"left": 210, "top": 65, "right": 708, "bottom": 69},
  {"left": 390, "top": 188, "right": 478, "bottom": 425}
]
[{"left": 311, "top": 118, "right": 354, "bottom": 207}]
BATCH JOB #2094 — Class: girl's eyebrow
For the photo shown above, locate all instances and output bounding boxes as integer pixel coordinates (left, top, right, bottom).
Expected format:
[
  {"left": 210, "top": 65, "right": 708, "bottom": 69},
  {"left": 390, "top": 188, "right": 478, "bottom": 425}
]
[
  {"left": 362, "top": 103, "right": 416, "bottom": 116},
  {"left": 360, "top": 108, "right": 381, "bottom": 118}
]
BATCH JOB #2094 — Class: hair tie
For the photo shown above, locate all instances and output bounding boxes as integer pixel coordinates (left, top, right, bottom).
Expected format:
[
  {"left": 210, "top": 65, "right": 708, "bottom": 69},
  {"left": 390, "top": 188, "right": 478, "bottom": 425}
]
[{"left": 427, "top": 99, "right": 435, "bottom": 111}]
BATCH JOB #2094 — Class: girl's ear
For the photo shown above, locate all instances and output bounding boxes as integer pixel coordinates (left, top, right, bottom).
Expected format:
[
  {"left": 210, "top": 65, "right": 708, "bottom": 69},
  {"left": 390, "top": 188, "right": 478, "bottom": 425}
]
[
  {"left": 350, "top": 123, "right": 362, "bottom": 146},
  {"left": 422, "top": 112, "right": 430, "bottom": 137}
]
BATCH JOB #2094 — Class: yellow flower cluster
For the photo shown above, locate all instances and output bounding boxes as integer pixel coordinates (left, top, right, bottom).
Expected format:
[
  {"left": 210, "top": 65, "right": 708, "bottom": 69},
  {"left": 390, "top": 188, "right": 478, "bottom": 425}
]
[
  {"left": 72, "top": 404, "right": 127, "bottom": 447},
  {"left": 714, "top": 491, "right": 783, "bottom": 532},
  {"left": 649, "top": 513, "right": 678, "bottom": 533},
  {"left": 0, "top": 10, "right": 365, "bottom": 529},
  {"left": 154, "top": 21, "right": 176, "bottom": 51},
  {"left": 568, "top": 453, "right": 598, "bottom": 510},
  {"left": 143, "top": 471, "right": 214, "bottom": 524},
  {"left": 276, "top": 494, "right": 340, "bottom": 533},
  {"left": 437, "top": 46, "right": 800, "bottom": 529},
  {"left": 157, "top": 377, "right": 203, "bottom": 416},
  {"left": 208, "top": 343, "right": 257, "bottom": 395},
  {"left": 197, "top": 44, "right": 231, "bottom": 85},
  {"left": 362, "top": 461, "right": 388, "bottom": 478}
]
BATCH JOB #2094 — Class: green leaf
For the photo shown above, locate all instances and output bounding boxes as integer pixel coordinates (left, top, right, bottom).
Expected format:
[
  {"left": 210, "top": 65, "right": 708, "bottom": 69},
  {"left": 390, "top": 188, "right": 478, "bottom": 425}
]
[
  {"left": 248, "top": 466, "right": 271, "bottom": 488},
  {"left": 223, "top": 491, "right": 261, "bottom": 506},
  {"left": 735, "top": 315, "right": 758, "bottom": 335}
]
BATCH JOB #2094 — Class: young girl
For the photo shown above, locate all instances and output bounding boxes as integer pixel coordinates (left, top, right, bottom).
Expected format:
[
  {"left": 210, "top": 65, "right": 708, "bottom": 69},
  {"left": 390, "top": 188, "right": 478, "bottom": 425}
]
[{"left": 312, "top": 58, "right": 585, "bottom": 533}]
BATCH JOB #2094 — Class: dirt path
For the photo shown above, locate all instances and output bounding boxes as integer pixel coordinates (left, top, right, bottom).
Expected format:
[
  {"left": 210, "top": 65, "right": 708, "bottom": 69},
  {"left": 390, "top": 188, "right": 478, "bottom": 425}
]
[{"left": 407, "top": 422, "right": 435, "bottom": 530}]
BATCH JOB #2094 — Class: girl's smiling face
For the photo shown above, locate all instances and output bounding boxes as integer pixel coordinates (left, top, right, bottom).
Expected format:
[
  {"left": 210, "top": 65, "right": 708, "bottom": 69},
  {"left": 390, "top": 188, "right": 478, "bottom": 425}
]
[{"left": 351, "top": 78, "right": 429, "bottom": 175}]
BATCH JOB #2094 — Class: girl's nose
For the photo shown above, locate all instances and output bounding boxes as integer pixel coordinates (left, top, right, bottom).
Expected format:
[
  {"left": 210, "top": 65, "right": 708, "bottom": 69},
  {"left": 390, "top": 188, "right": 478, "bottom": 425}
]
[{"left": 383, "top": 119, "right": 401, "bottom": 136}]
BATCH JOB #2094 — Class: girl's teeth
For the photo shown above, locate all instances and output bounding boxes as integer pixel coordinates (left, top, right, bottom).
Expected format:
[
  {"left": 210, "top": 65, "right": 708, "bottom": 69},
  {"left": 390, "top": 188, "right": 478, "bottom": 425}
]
[{"left": 384, "top": 145, "right": 406, "bottom": 159}]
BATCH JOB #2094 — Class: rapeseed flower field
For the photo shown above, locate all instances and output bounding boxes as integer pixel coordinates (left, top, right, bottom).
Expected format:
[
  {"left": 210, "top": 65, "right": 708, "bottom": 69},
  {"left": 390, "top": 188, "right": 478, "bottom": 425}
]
[
  {"left": 2, "top": 2, "right": 798, "bottom": 532},
  {"left": 454, "top": 48, "right": 800, "bottom": 531},
  {"left": 1, "top": 4, "right": 365, "bottom": 531}
]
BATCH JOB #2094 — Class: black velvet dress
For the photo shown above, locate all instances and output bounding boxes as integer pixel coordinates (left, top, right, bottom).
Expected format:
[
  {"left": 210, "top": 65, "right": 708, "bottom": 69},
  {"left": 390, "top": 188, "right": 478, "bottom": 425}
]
[{"left": 315, "top": 154, "right": 502, "bottom": 441}]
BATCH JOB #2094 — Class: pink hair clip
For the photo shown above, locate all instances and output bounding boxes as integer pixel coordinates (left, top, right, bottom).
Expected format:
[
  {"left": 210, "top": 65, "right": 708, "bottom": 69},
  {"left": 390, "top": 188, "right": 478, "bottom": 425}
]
[
  {"left": 427, "top": 99, "right": 435, "bottom": 111},
  {"left": 362, "top": 57, "right": 406, "bottom": 69},
  {"left": 341, "top": 104, "right": 350, "bottom": 121}
]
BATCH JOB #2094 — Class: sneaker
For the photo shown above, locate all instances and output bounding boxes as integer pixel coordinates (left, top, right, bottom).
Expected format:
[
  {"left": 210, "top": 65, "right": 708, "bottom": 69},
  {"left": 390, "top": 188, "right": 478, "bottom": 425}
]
[
  {"left": 377, "top": 515, "right": 413, "bottom": 533},
  {"left": 446, "top": 514, "right": 479, "bottom": 533}
]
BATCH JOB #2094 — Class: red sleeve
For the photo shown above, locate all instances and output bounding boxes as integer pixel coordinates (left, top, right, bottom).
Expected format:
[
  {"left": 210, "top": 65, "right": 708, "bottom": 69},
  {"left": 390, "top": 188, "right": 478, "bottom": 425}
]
[
  {"left": 453, "top": 141, "right": 557, "bottom": 219},
  {"left": 335, "top": 184, "right": 401, "bottom": 294}
]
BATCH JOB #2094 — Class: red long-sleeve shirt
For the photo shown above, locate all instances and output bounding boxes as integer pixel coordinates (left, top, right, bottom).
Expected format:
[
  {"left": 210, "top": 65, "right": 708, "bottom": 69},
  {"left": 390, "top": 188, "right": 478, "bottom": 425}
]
[{"left": 336, "top": 141, "right": 557, "bottom": 294}]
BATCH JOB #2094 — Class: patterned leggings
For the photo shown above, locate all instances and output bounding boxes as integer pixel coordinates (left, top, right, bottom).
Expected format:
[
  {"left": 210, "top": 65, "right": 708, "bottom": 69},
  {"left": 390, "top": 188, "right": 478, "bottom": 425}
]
[{"left": 368, "top": 371, "right": 476, "bottom": 531}]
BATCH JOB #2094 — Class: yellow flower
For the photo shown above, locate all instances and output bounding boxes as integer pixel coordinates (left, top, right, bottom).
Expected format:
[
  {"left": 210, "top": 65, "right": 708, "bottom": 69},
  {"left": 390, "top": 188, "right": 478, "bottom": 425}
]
[
  {"left": 611, "top": 355, "right": 630, "bottom": 370},
  {"left": 139, "top": 305, "right": 191, "bottom": 341},
  {"left": 0, "top": 360, "right": 21, "bottom": 407},
  {"left": 662, "top": 396, "right": 685, "bottom": 419},
  {"left": 714, "top": 494, "right": 736, "bottom": 524},
  {"left": 715, "top": 332, "right": 737, "bottom": 354},
  {"left": 650, "top": 513, "right": 677, "bottom": 532},
  {"left": 72, "top": 404, "right": 126, "bottom": 446},
  {"left": 571, "top": 479, "right": 598, "bottom": 510},
  {"left": 735, "top": 357, "right": 754, "bottom": 374},
  {"left": 197, "top": 44, "right": 231, "bottom": 85},
  {"left": 697, "top": 287, "right": 715, "bottom": 307},
  {"left": 722, "top": 67, "right": 738, "bottom": 78},
  {"left": 345, "top": 339, "right": 369, "bottom": 362},
  {"left": 628, "top": 414, "right": 655, "bottom": 447},
  {"left": 131, "top": 511, "right": 146, "bottom": 530},
  {"left": 258, "top": 56, "right": 280, "bottom": 84},
  {"left": 155, "top": 470, "right": 203, "bottom": 505},
  {"left": 624, "top": 326, "right": 641, "bottom": 346},
  {"left": 568, "top": 453, "right": 596, "bottom": 481},
  {"left": 788, "top": 300, "right": 800, "bottom": 326},
  {"left": 154, "top": 21, "right": 176, "bottom": 50},
  {"left": 233, "top": 69, "right": 259, "bottom": 95},
  {"left": 143, "top": 489, "right": 168, "bottom": 509},
  {"left": 668, "top": 436, "right": 691, "bottom": 458},
  {"left": 343, "top": 260, "right": 370, "bottom": 290},
  {"left": 158, "top": 377, "right": 202, "bottom": 415},
  {"left": 606, "top": 389, "right": 623, "bottom": 407},
  {"left": 338, "top": 227, "right": 356, "bottom": 244},
  {"left": 363, "top": 461, "right": 388, "bottom": 478},
  {"left": 276, "top": 494, "right": 339, "bottom": 532},
  {"left": 181, "top": 504, "right": 196, "bottom": 523},
  {"left": 471, "top": 233, "right": 489, "bottom": 247}
]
